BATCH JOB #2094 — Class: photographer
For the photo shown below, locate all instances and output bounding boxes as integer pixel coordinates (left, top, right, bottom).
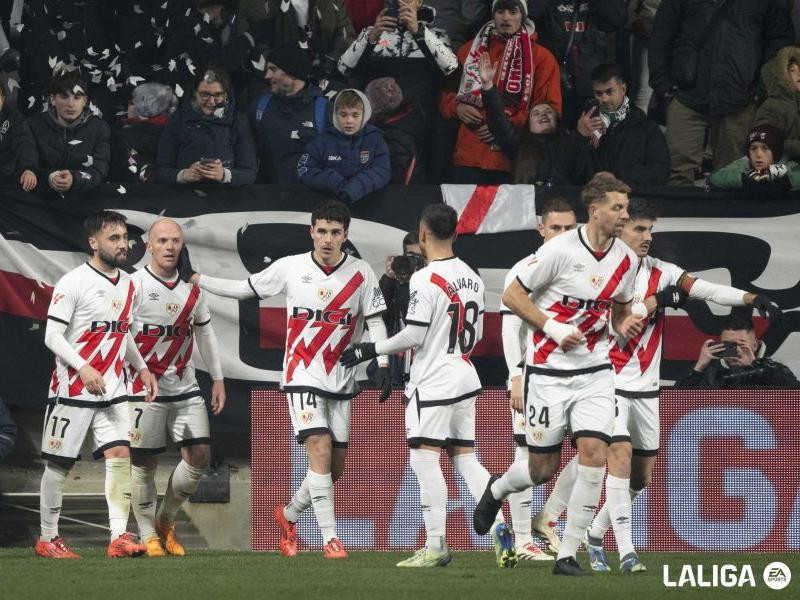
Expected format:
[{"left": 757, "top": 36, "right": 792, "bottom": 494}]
[
  {"left": 377, "top": 231, "right": 424, "bottom": 385},
  {"left": 675, "top": 314, "right": 799, "bottom": 388}
]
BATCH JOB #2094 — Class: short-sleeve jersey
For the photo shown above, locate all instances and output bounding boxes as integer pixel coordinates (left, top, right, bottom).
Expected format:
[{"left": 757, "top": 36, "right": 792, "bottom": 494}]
[
  {"left": 404, "top": 257, "right": 484, "bottom": 401},
  {"left": 47, "top": 263, "right": 136, "bottom": 402},
  {"left": 129, "top": 266, "right": 212, "bottom": 398},
  {"left": 610, "top": 255, "right": 685, "bottom": 392},
  {"left": 248, "top": 251, "right": 385, "bottom": 399},
  {"left": 514, "top": 227, "right": 637, "bottom": 371}
]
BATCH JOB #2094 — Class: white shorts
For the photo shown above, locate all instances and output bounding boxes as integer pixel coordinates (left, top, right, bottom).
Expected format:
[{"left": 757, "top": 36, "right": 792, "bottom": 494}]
[
  {"left": 611, "top": 390, "right": 660, "bottom": 455},
  {"left": 287, "top": 392, "right": 350, "bottom": 447},
  {"left": 405, "top": 390, "right": 478, "bottom": 448},
  {"left": 523, "top": 366, "right": 615, "bottom": 452},
  {"left": 41, "top": 398, "right": 130, "bottom": 463},
  {"left": 511, "top": 404, "right": 527, "bottom": 447},
  {"left": 128, "top": 395, "right": 210, "bottom": 454}
]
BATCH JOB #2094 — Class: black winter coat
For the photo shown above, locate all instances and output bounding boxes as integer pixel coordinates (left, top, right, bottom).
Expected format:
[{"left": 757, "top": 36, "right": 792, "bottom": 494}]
[
  {"left": 563, "top": 106, "right": 669, "bottom": 186},
  {"left": 378, "top": 103, "right": 428, "bottom": 184},
  {"left": 156, "top": 100, "right": 257, "bottom": 186},
  {"left": 110, "top": 119, "right": 166, "bottom": 183},
  {"left": 27, "top": 109, "right": 111, "bottom": 193},
  {"left": 0, "top": 107, "right": 37, "bottom": 182},
  {"left": 649, "top": 0, "right": 794, "bottom": 116}
]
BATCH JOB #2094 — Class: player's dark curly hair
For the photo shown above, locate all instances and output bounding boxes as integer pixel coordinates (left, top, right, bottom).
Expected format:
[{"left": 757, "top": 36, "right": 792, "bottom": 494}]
[
  {"left": 627, "top": 198, "right": 659, "bottom": 222},
  {"left": 84, "top": 211, "right": 127, "bottom": 252},
  {"left": 421, "top": 203, "right": 457, "bottom": 240},
  {"left": 311, "top": 200, "right": 350, "bottom": 230}
]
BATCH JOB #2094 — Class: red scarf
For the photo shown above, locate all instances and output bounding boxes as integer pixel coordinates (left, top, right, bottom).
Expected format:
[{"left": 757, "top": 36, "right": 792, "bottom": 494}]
[{"left": 457, "top": 21, "right": 534, "bottom": 110}]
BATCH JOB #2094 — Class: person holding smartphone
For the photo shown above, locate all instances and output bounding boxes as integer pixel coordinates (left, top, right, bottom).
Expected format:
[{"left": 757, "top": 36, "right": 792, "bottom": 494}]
[{"left": 675, "top": 314, "right": 799, "bottom": 388}]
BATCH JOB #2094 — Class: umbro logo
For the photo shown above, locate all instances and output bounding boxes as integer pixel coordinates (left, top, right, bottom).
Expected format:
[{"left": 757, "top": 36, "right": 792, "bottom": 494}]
[
  {"left": 148, "top": 292, "right": 160, "bottom": 301},
  {"left": 301, "top": 275, "right": 312, "bottom": 284},
  {"left": 573, "top": 263, "right": 585, "bottom": 272}
]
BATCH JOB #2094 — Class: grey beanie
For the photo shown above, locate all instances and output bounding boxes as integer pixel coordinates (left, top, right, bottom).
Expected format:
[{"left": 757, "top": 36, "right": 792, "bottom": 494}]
[
  {"left": 365, "top": 77, "right": 404, "bottom": 119},
  {"left": 131, "top": 82, "right": 177, "bottom": 118}
]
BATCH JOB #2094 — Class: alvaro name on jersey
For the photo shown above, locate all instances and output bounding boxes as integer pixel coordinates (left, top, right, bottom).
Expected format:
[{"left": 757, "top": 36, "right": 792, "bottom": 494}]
[
  {"left": 514, "top": 227, "right": 637, "bottom": 372},
  {"left": 48, "top": 263, "right": 136, "bottom": 403},
  {"left": 129, "top": 266, "right": 211, "bottom": 398},
  {"left": 248, "top": 252, "right": 385, "bottom": 399},
  {"left": 610, "top": 255, "right": 685, "bottom": 392},
  {"left": 404, "top": 257, "right": 484, "bottom": 401}
]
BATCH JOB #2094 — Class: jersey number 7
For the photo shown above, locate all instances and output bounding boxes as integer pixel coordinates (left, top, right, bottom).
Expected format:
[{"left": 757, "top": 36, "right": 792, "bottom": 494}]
[{"left": 446, "top": 301, "right": 479, "bottom": 355}]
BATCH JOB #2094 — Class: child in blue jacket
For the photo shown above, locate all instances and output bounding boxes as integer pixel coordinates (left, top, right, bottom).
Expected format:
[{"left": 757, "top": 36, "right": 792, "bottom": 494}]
[{"left": 297, "top": 89, "right": 390, "bottom": 203}]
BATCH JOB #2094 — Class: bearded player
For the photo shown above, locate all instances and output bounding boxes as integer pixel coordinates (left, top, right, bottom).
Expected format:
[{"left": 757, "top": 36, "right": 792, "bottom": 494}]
[
  {"left": 179, "top": 200, "right": 389, "bottom": 559},
  {"left": 128, "top": 218, "right": 226, "bottom": 557},
  {"left": 36, "top": 211, "right": 158, "bottom": 559}
]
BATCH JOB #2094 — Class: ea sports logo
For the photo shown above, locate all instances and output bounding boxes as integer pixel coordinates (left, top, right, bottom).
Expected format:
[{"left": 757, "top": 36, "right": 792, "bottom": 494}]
[{"left": 763, "top": 562, "right": 791, "bottom": 590}]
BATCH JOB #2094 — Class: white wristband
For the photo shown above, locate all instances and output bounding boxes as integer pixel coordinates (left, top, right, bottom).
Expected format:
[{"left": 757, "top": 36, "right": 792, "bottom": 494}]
[{"left": 542, "top": 318, "right": 579, "bottom": 346}]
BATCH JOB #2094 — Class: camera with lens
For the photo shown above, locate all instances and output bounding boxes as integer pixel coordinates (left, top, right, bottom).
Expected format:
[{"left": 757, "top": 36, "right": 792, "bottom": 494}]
[{"left": 390, "top": 252, "right": 423, "bottom": 284}]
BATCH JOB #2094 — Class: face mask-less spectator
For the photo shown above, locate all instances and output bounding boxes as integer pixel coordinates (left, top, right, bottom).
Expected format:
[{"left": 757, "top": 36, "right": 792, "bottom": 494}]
[
  {"left": 747, "top": 125, "right": 784, "bottom": 170},
  {"left": 49, "top": 70, "right": 89, "bottom": 124},
  {"left": 528, "top": 103, "right": 557, "bottom": 135},
  {"left": 194, "top": 68, "right": 230, "bottom": 117},
  {"left": 266, "top": 44, "right": 312, "bottom": 96}
]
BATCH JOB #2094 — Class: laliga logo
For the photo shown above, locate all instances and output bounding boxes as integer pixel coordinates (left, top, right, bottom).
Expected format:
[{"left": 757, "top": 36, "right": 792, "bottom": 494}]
[{"left": 663, "top": 563, "right": 792, "bottom": 589}]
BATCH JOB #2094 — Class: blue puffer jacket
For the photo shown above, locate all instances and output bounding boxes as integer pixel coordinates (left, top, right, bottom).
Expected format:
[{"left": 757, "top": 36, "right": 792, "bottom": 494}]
[
  {"left": 297, "top": 89, "right": 390, "bottom": 203},
  {"left": 156, "top": 98, "right": 257, "bottom": 185}
]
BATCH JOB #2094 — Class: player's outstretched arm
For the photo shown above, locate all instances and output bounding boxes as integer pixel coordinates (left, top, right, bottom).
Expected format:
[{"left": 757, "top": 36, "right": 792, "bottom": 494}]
[
  {"left": 340, "top": 324, "right": 427, "bottom": 368},
  {"left": 125, "top": 333, "right": 158, "bottom": 401},
  {"left": 194, "top": 322, "right": 226, "bottom": 415},
  {"left": 195, "top": 274, "right": 257, "bottom": 299}
]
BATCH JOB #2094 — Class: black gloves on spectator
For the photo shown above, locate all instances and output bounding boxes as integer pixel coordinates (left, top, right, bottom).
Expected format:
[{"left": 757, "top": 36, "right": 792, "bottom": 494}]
[
  {"left": 177, "top": 245, "right": 196, "bottom": 283},
  {"left": 340, "top": 343, "right": 376, "bottom": 368},
  {"left": 654, "top": 285, "right": 688, "bottom": 310},
  {"left": 373, "top": 366, "right": 392, "bottom": 402},
  {"left": 751, "top": 295, "right": 782, "bottom": 324}
]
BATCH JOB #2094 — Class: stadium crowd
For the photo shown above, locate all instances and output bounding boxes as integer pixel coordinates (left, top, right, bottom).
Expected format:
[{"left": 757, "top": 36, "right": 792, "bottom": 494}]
[{"left": 0, "top": 0, "right": 798, "bottom": 198}]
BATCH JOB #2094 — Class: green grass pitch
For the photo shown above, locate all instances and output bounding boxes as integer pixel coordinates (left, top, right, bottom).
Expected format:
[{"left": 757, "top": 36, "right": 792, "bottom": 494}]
[{"left": 1, "top": 549, "right": 796, "bottom": 599}]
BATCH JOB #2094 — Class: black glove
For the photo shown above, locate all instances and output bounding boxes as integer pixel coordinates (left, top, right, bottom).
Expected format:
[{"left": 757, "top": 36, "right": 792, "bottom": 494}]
[
  {"left": 654, "top": 285, "right": 688, "bottom": 310},
  {"left": 339, "top": 342, "right": 377, "bottom": 368},
  {"left": 751, "top": 295, "right": 782, "bottom": 325},
  {"left": 177, "top": 245, "right": 197, "bottom": 283},
  {"left": 373, "top": 365, "right": 392, "bottom": 402}
]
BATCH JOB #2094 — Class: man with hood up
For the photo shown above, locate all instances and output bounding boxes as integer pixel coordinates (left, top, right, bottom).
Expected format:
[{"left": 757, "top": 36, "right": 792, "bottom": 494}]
[
  {"left": 754, "top": 45, "right": 800, "bottom": 161},
  {"left": 297, "top": 88, "right": 391, "bottom": 203}
]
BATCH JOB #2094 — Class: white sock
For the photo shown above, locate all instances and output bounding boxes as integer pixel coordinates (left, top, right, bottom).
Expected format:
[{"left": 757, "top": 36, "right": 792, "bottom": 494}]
[
  {"left": 131, "top": 464, "right": 157, "bottom": 541},
  {"left": 490, "top": 458, "right": 533, "bottom": 500},
  {"left": 605, "top": 475, "right": 635, "bottom": 557},
  {"left": 409, "top": 449, "right": 447, "bottom": 551},
  {"left": 40, "top": 462, "right": 69, "bottom": 541},
  {"left": 306, "top": 469, "right": 337, "bottom": 544},
  {"left": 557, "top": 464, "right": 605, "bottom": 560},
  {"left": 539, "top": 454, "right": 578, "bottom": 524},
  {"left": 105, "top": 457, "right": 132, "bottom": 539},
  {"left": 508, "top": 446, "right": 532, "bottom": 544},
  {"left": 451, "top": 451, "right": 504, "bottom": 524},
  {"left": 284, "top": 478, "right": 311, "bottom": 523},
  {"left": 157, "top": 460, "right": 204, "bottom": 524},
  {"left": 589, "top": 485, "right": 643, "bottom": 543}
]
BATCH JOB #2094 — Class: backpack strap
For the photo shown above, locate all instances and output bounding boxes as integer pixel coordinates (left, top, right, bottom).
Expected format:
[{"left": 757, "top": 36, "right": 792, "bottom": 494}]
[
  {"left": 314, "top": 96, "right": 327, "bottom": 134},
  {"left": 254, "top": 94, "right": 272, "bottom": 128}
]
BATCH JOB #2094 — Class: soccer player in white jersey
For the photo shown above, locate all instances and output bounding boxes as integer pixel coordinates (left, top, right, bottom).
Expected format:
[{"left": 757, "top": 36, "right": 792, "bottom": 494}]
[
  {"left": 35, "top": 211, "right": 158, "bottom": 559},
  {"left": 472, "top": 174, "right": 645, "bottom": 576},
  {"left": 128, "top": 219, "right": 226, "bottom": 557},
  {"left": 524, "top": 198, "right": 782, "bottom": 573},
  {"left": 180, "top": 201, "right": 389, "bottom": 559},
  {"left": 342, "top": 204, "right": 518, "bottom": 569},
  {"left": 501, "top": 198, "right": 576, "bottom": 561}
]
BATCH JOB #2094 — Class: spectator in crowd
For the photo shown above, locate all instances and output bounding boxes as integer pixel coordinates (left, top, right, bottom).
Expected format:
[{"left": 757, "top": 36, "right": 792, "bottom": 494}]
[
  {"left": 337, "top": 0, "right": 458, "bottom": 114},
  {"left": 627, "top": 0, "right": 661, "bottom": 115},
  {"left": 709, "top": 124, "right": 800, "bottom": 193},
  {"left": 28, "top": 69, "right": 110, "bottom": 194},
  {"left": 0, "top": 80, "right": 37, "bottom": 191},
  {"left": 249, "top": 44, "right": 330, "bottom": 184},
  {"left": 478, "top": 54, "right": 568, "bottom": 185},
  {"left": 0, "top": 397, "right": 17, "bottom": 465},
  {"left": 111, "top": 83, "right": 177, "bottom": 183},
  {"left": 528, "top": 0, "right": 627, "bottom": 126},
  {"left": 156, "top": 65, "right": 257, "bottom": 186},
  {"left": 649, "top": 0, "right": 794, "bottom": 187},
  {"left": 755, "top": 45, "right": 800, "bottom": 161},
  {"left": 426, "top": 0, "right": 489, "bottom": 49},
  {"left": 366, "top": 77, "right": 427, "bottom": 183},
  {"left": 439, "top": 0, "right": 561, "bottom": 183},
  {"left": 562, "top": 63, "right": 669, "bottom": 185},
  {"left": 239, "top": 0, "right": 355, "bottom": 86},
  {"left": 297, "top": 89, "right": 390, "bottom": 202},
  {"left": 675, "top": 314, "right": 799, "bottom": 388}
]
